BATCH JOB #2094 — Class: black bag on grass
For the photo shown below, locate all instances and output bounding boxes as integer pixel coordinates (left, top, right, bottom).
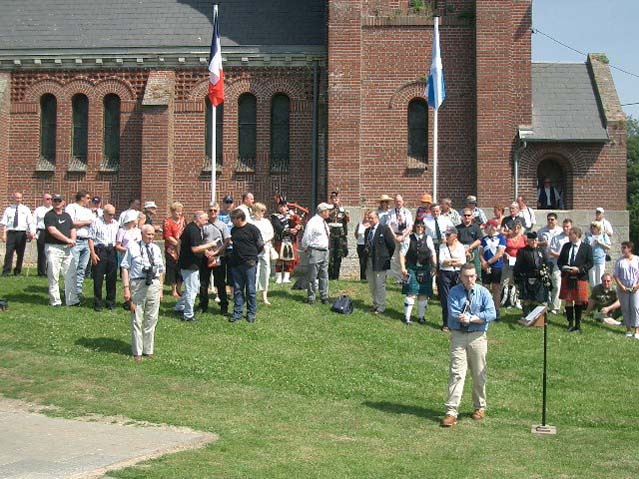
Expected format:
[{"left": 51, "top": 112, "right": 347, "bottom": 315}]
[{"left": 331, "top": 295, "right": 353, "bottom": 315}]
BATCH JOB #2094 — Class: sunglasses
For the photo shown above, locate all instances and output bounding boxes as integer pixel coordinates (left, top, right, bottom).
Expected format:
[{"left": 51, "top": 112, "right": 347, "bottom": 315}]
[
  {"left": 53, "top": 199, "right": 63, "bottom": 203},
  {"left": 463, "top": 214, "right": 472, "bottom": 217},
  {"left": 209, "top": 209, "right": 218, "bottom": 212}
]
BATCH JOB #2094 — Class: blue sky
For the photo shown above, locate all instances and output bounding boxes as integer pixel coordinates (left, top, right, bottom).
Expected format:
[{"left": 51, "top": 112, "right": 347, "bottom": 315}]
[{"left": 532, "top": 0, "right": 639, "bottom": 119}]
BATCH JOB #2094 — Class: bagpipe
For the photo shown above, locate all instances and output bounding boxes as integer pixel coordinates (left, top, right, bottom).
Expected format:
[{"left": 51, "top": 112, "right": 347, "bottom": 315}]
[{"left": 273, "top": 194, "right": 310, "bottom": 262}]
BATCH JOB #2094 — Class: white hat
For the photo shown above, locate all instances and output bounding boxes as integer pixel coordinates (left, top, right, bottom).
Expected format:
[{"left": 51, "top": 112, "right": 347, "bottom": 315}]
[
  {"left": 123, "top": 210, "right": 139, "bottom": 224},
  {"left": 595, "top": 207, "right": 605, "bottom": 214},
  {"left": 316, "top": 202, "right": 333, "bottom": 213},
  {"left": 144, "top": 201, "right": 157, "bottom": 209}
]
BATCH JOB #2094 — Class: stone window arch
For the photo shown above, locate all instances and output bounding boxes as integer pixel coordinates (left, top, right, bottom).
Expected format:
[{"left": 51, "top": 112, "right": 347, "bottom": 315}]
[
  {"left": 40, "top": 94, "right": 57, "bottom": 167},
  {"left": 71, "top": 93, "right": 89, "bottom": 165},
  {"left": 238, "top": 93, "right": 257, "bottom": 170},
  {"left": 407, "top": 97, "right": 428, "bottom": 163},
  {"left": 536, "top": 157, "right": 568, "bottom": 209},
  {"left": 270, "top": 93, "right": 290, "bottom": 172},
  {"left": 103, "top": 94, "right": 121, "bottom": 168}
]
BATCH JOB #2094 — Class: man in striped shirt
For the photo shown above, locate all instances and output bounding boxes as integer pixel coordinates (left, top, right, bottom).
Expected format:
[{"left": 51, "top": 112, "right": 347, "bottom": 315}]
[{"left": 88, "top": 204, "right": 119, "bottom": 312}]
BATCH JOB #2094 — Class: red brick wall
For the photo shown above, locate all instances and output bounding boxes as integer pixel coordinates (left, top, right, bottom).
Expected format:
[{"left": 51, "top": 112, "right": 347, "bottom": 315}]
[
  {"left": 6, "top": 67, "right": 319, "bottom": 217},
  {"left": 8, "top": 70, "right": 145, "bottom": 212},
  {"left": 0, "top": 73, "right": 9, "bottom": 205}
]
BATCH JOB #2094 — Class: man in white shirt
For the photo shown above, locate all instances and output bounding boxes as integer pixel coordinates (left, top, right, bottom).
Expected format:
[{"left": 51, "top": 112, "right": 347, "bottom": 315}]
[
  {"left": 65, "top": 190, "right": 95, "bottom": 297},
  {"left": 386, "top": 194, "right": 413, "bottom": 280},
  {"left": 301, "top": 202, "right": 332, "bottom": 305},
  {"left": 548, "top": 218, "right": 572, "bottom": 314},
  {"left": 425, "top": 204, "right": 454, "bottom": 259},
  {"left": 33, "top": 193, "right": 53, "bottom": 277},
  {"left": 88, "top": 204, "right": 120, "bottom": 312},
  {"left": 1, "top": 191, "right": 34, "bottom": 276},
  {"left": 237, "top": 192, "right": 255, "bottom": 224}
]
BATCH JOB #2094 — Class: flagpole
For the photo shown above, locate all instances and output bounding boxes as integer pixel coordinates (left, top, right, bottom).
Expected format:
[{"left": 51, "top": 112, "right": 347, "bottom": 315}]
[
  {"left": 211, "top": 101, "right": 216, "bottom": 202},
  {"left": 433, "top": 107, "right": 438, "bottom": 203},
  {"left": 427, "top": 15, "right": 444, "bottom": 204}
]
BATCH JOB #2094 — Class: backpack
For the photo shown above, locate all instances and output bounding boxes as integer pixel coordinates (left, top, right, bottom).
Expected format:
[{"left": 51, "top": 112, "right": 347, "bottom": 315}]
[{"left": 331, "top": 295, "right": 354, "bottom": 315}]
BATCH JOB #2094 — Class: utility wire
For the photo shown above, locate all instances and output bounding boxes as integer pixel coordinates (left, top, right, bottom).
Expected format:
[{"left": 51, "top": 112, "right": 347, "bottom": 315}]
[{"left": 533, "top": 27, "right": 639, "bottom": 80}]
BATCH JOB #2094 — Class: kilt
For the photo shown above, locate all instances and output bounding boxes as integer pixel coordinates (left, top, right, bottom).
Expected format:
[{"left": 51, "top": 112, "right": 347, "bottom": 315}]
[
  {"left": 559, "top": 274, "right": 588, "bottom": 303},
  {"left": 402, "top": 265, "right": 433, "bottom": 297}
]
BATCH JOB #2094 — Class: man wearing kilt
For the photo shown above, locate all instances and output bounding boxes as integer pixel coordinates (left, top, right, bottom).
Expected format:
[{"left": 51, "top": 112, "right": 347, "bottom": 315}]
[
  {"left": 557, "top": 226, "right": 593, "bottom": 332},
  {"left": 513, "top": 232, "right": 553, "bottom": 318},
  {"left": 399, "top": 220, "right": 437, "bottom": 325}
]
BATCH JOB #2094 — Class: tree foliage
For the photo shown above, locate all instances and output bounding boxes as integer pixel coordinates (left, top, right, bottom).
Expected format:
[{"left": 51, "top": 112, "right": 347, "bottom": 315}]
[{"left": 627, "top": 116, "right": 639, "bottom": 245}]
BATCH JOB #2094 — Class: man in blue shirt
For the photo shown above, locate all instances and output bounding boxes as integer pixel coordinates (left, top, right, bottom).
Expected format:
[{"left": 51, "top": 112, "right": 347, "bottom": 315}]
[{"left": 441, "top": 263, "right": 496, "bottom": 427}]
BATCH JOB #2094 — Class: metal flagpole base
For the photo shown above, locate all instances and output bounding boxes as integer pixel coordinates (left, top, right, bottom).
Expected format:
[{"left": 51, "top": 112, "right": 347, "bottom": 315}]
[{"left": 531, "top": 424, "right": 557, "bottom": 435}]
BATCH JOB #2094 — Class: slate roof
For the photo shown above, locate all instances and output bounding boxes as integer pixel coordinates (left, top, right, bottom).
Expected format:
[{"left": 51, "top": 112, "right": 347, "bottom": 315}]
[
  {"left": 0, "top": 0, "right": 327, "bottom": 52},
  {"left": 529, "top": 62, "right": 608, "bottom": 142}
]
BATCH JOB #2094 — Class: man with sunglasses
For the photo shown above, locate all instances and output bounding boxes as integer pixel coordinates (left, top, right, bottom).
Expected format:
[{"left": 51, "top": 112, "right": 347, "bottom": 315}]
[
  {"left": 43, "top": 194, "right": 78, "bottom": 307},
  {"left": 198, "top": 202, "right": 230, "bottom": 316},
  {"left": 88, "top": 204, "right": 119, "bottom": 312}
]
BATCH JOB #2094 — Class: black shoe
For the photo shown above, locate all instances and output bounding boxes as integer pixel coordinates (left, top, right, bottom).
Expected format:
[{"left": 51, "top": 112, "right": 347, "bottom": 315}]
[
  {"left": 183, "top": 316, "right": 197, "bottom": 323},
  {"left": 305, "top": 298, "right": 315, "bottom": 305},
  {"left": 247, "top": 318, "right": 256, "bottom": 323},
  {"left": 106, "top": 303, "right": 116, "bottom": 311},
  {"left": 94, "top": 305, "right": 103, "bottom": 312},
  {"left": 2, "top": 272, "right": 10, "bottom": 277},
  {"left": 566, "top": 326, "right": 580, "bottom": 332},
  {"left": 68, "top": 302, "right": 81, "bottom": 307},
  {"left": 417, "top": 317, "right": 426, "bottom": 325},
  {"left": 321, "top": 298, "right": 329, "bottom": 305},
  {"left": 220, "top": 308, "right": 229, "bottom": 316},
  {"left": 229, "top": 316, "right": 242, "bottom": 323},
  {"left": 196, "top": 306, "right": 208, "bottom": 314}
]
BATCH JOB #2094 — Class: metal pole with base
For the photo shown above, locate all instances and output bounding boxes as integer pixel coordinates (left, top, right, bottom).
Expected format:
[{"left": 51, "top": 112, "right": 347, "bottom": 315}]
[{"left": 532, "top": 313, "right": 557, "bottom": 435}]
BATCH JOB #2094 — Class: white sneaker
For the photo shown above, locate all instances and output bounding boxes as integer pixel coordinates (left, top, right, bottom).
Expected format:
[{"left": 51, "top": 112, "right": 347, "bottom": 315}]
[
  {"left": 626, "top": 331, "right": 633, "bottom": 338},
  {"left": 634, "top": 333, "right": 639, "bottom": 340}
]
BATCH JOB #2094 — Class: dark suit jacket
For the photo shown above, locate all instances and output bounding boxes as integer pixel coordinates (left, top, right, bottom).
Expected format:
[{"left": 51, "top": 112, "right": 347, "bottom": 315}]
[
  {"left": 364, "top": 223, "right": 396, "bottom": 272},
  {"left": 557, "top": 241, "right": 593, "bottom": 281}
]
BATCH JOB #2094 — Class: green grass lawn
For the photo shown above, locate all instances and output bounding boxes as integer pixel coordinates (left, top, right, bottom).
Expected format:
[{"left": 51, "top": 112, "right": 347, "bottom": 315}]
[{"left": 1, "top": 275, "right": 638, "bottom": 478}]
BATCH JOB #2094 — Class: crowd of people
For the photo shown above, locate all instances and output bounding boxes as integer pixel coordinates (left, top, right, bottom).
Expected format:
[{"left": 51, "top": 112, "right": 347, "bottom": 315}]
[{"left": 1, "top": 188, "right": 636, "bottom": 425}]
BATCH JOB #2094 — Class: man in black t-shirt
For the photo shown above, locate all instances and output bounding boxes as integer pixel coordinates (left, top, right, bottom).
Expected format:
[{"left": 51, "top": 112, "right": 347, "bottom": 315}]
[
  {"left": 229, "top": 208, "right": 264, "bottom": 323},
  {"left": 174, "top": 211, "right": 220, "bottom": 321},
  {"left": 44, "top": 194, "right": 79, "bottom": 307}
]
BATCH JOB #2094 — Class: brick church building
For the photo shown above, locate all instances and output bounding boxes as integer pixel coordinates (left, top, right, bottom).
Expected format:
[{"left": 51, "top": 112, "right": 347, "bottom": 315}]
[{"left": 0, "top": 0, "right": 627, "bottom": 217}]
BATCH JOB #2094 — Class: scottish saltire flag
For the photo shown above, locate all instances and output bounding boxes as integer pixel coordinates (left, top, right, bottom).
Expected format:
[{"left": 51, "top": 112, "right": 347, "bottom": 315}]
[
  {"left": 426, "top": 17, "right": 445, "bottom": 110},
  {"left": 208, "top": 5, "right": 224, "bottom": 106}
]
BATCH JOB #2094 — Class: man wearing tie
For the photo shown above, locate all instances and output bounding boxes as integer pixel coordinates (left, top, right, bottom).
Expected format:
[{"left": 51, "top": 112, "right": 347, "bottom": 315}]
[
  {"left": 364, "top": 210, "right": 396, "bottom": 315},
  {"left": 557, "top": 226, "right": 593, "bottom": 332},
  {"left": 88, "top": 204, "right": 119, "bottom": 312},
  {"left": 441, "top": 263, "right": 497, "bottom": 427},
  {"left": 0, "top": 191, "right": 34, "bottom": 276},
  {"left": 301, "top": 202, "right": 333, "bottom": 305},
  {"left": 121, "top": 224, "right": 165, "bottom": 362}
]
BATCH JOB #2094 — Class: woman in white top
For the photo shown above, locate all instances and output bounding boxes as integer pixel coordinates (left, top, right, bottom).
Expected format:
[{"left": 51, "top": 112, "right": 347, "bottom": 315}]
[
  {"left": 252, "top": 203, "right": 275, "bottom": 305},
  {"left": 115, "top": 210, "right": 142, "bottom": 265},
  {"left": 437, "top": 227, "right": 467, "bottom": 331}
]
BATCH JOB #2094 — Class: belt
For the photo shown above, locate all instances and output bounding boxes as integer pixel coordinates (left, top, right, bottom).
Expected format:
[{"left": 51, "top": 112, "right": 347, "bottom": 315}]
[
  {"left": 131, "top": 277, "right": 159, "bottom": 281},
  {"left": 76, "top": 237, "right": 88, "bottom": 241},
  {"left": 309, "top": 247, "right": 328, "bottom": 251},
  {"left": 7, "top": 230, "right": 27, "bottom": 233}
]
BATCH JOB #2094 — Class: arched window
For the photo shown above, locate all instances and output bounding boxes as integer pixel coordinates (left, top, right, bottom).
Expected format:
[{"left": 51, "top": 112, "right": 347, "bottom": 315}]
[
  {"left": 103, "top": 94, "right": 121, "bottom": 164},
  {"left": 71, "top": 94, "right": 89, "bottom": 162},
  {"left": 238, "top": 93, "right": 257, "bottom": 165},
  {"left": 270, "top": 93, "right": 290, "bottom": 172},
  {"left": 40, "top": 94, "right": 57, "bottom": 163},
  {"left": 205, "top": 97, "right": 224, "bottom": 168},
  {"left": 407, "top": 98, "right": 428, "bottom": 162}
]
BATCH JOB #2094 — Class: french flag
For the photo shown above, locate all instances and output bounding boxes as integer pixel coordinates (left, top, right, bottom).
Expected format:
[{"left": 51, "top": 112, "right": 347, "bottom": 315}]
[{"left": 208, "top": 5, "right": 224, "bottom": 107}]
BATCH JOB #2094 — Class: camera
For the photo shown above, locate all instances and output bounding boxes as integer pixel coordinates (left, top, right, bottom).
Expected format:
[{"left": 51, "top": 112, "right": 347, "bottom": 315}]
[{"left": 142, "top": 265, "right": 158, "bottom": 285}]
